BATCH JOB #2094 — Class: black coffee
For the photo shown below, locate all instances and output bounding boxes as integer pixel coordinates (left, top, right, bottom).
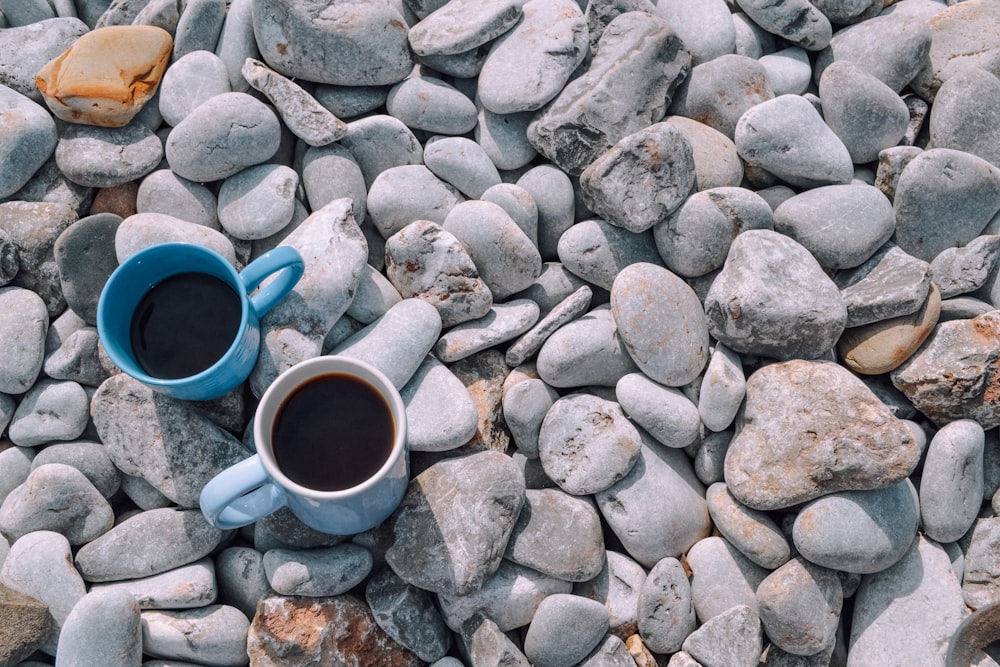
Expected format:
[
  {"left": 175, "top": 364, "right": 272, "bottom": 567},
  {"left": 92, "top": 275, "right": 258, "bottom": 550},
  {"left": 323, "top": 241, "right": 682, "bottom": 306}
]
[
  {"left": 271, "top": 373, "right": 395, "bottom": 492},
  {"left": 129, "top": 272, "right": 242, "bottom": 379}
]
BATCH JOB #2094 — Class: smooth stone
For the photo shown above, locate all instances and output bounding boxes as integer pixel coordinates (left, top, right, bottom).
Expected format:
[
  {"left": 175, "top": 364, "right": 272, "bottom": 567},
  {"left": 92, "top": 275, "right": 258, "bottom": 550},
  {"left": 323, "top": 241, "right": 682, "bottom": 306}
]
[
  {"left": 706, "top": 483, "right": 789, "bottom": 570},
  {"left": 611, "top": 262, "right": 709, "bottom": 387},
  {"left": 0, "top": 228, "right": 18, "bottom": 288},
  {"left": 477, "top": 0, "right": 587, "bottom": 114},
  {"left": 299, "top": 142, "right": 367, "bottom": 223},
  {"left": 581, "top": 122, "right": 695, "bottom": 233},
  {"left": 920, "top": 419, "right": 985, "bottom": 543},
  {"left": 572, "top": 550, "right": 645, "bottom": 638},
  {"left": 734, "top": 95, "right": 853, "bottom": 188},
  {"left": 173, "top": 0, "right": 227, "bottom": 59},
  {"left": 382, "top": 450, "right": 525, "bottom": 596},
  {"left": 0, "top": 85, "right": 58, "bottom": 200},
  {"left": 387, "top": 73, "right": 478, "bottom": 136},
  {"left": 433, "top": 348, "right": 512, "bottom": 454},
  {"left": 653, "top": 186, "right": 773, "bottom": 279},
  {"left": 417, "top": 46, "right": 491, "bottom": 79},
  {"left": 792, "top": 480, "right": 919, "bottom": 575},
  {"left": 523, "top": 594, "right": 610, "bottom": 667},
  {"left": 652, "top": 0, "right": 734, "bottom": 66},
  {"left": 53, "top": 212, "right": 121, "bottom": 325},
  {"left": 516, "top": 165, "right": 576, "bottom": 260},
  {"left": 930, "top": 234, "right": 1000, "bottom": 299},
  {"left": 0, "top": 581, "right": 50, "bottom": 666},
  {"left": 0, "top": 463, "right": 112, "bottom": 545},
  {"left": 118, "top": 473, "right": 172, "bottom": 511},
  {"left": 424, "top": 136, "right": 501, "bottom": 200},
  {"left": 733, "top": 0, "right": 829, "bottom": 48},
  {"left": 249, "top": 592, "right": 421, "bottom": 666},
  {"left": 435, "top": 300, "right": 539, "bottom": 363},
  {"left": 338, "top": 114, "right": 423, "bottom": 189},
  {"left": 442, "top": 200, "right": 541, "bottom": 300},
  {"left": 773, "top": 184, "right": 895, "bottom": 270},
  {"left": 838, "top": 282, "right": 941, "bottom": 375},
  {"left": 583, "top": 0, "right": 657, "bottom": 59},
  {"left": 0, "top": 201, "right": 78, "bottom": 318},
  {"left": 891, "top": 310, "right": 1000, "bottom": 427},
  {"left": 30, "top": 442, "right": 118, "bottom": 499},
  {"left": 526, "top": 11, "right": 690, "bottom": 175},
  {"left": 136, "top": 169, "right": 219, "bottom": 228},
  {"left": 252, "top": 0, "right": 412, "bottom": 85},
  {"left": 666, "top": 116, "right": 744, "bottom": 191},
  {"left": 0, "top": 287, "right": 47, "bottom": 394},
  {"left": 848, "top": 536, "right": 967, "bottom": 665},
  {"left": 818, "top": 60, "right": 910, "bottom": 164},
  {"left": 930, "top": 66, "right": 1000, "bottom": 168},
  {"left": 91, "top": 374, "right": 250, "bottom": 507},
  {"left": 756, "top": 559, "right": 842, "bottom": 657},
  {"left": 436, "top": 560, "right": 572, "bottom": 633},
  {"left": 758, "top": 46, "right": 812, "bottom": 96},
  {"left": 313, "top": 83, "right": 389, "bottom": 119},
  {"left": 344, "top": 264, "right": 402, "bottom": 324},
  {"left": 595, "top": 431, "right": 710, "bottom": 568},
  {"left": 0, "top": 18, "right": 88, "bottom": 103},
  {"left": 578, "top": 635, "right": 636, "bottom": 667},
  {"left": 263, "top": 544, "right": 372, "bottom": 597},
  {"left": 909, "top": 0, "right": 1000, "bottom": 101},
  {"left": 328, "top": 298, "right": 442, "bottom": 389},
  {"left": 614, "top": 373, "right": 700, "bottom": 449},
  {"left": 8, "top": 378, "right": 89, "bottom": 447},
  {"left": 510, "top": 262, "right": 593, "bottom": 317},
  {"left": 0, "top": 531, "right": 85, "bottom": 654},
  {"left": 637, "top": 557, "right": 696, "bottom": 654},
  {"left": 505, "top": 285, "right": 591, "bottom": 367},
  {"left": 962, "top": 517, "right": 1000, "bottom": 609},
  {"left": 456, "top": 614, "right": 530, "bottom": 667},
  {"left": 142, "top": 605, "right": 250, "bottom": 666},
  {"left": 682, "top": 604, "right": 763, "bottom": 667},
  {"left": 893, "top": 148, "right": 1000, "bottom": 262},
  {"left": 252, "top": 506, "right": 346, "bottom": 552},
  {"left": 35, "top": 25, "right": 172, "bottom": 127},
  {"left": 503, "top": 375, "right": 558, "bottom": 457},
  {"left": 165, "top": 92, "right": 281, "bottom": 182},
  {"left": 704, "top": 229, "right": 847, "bottom": 360},
  {"left": 367, "top": 166, "right": 459, "bottom": 240},
  {"left": 698, "top": 343, "right": 746, "bottom": 433},
  {"left": 157, "top": 49, "right": 230, "bottom": 126},
  {"left": 217, "top": 163, "right": 297, "bottom": 240},
  {"left": 732, "top": 10, "right": 776, "bottom": 59},
  {"left": 407, "top": 0, "right": 521, "bottom": 57},
  {"left": 54, "top": 121, "right": 163, "bottom": 188},
  {"left": 939, "top": 296, "right": 997, "bottom": 321},
  {"left": 686, "top": 536, "right": 769, "bottom": 623},
  {"left": 536, "top": 305, "right": 640, "bottom": 388},
  {"left": 0, "top": 0, "right": 55, "bottom": 24},
  {"left": 726, "top": 360, "right": 921, "bottom": 511},
  {"left": 668, "top": 54, "right": 773, "bottom": 140},
  {"left": 557, "top": 218, "right": 663, "bottom": 291},
  {"left": 215, "top": 547, "right": 268, "bottom": 620},
  {"left": 475, "top": 106, "right": 538, "bottom": 171},
  {"left": 504, "top": 488, "right": 606, "bottom": 582},
  {"left": 114, "top": 211, "right": 235, "bottom": 264},
  {"left": 836, "top": 243, "right": 933, "bottom": 328},
  {"left": 56, "top": 588, "right": 142, "bottom": 666},
  {"left": 480, "top": 183, "right": 538, "bottom": 245},
  {"left": 366, "top": 567, "right": 452, "bottom": 663},
  {"left": 90, "top": 558, "right": 217, "bottom": 609},
  {"left": 242, "top": 57, "right": 346, "bottom": 147}
]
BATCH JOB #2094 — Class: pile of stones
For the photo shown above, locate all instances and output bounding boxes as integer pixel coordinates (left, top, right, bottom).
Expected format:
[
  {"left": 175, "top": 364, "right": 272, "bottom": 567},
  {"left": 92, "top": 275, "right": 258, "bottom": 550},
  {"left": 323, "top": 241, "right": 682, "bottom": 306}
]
[{"left": 1, "top": 0, "right": 1000, "bottom": 665}]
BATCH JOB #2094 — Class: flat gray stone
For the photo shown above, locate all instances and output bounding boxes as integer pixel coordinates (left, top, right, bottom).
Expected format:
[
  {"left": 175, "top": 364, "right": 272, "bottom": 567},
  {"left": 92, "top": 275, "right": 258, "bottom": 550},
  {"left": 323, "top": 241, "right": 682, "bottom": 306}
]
[
  {"left": 682, "top": 604, "right": 763, "bottom": 667},
  {"left": 90, "top": 558, "right": 217, "bottom": 610},
  {"left": 424, "top": 136, "right": 501, "bottom": 200},
  {"left": 836, "top": 243, "right": 933, "bottom": 327},
  {"left": 505, "top": 285, "right": 592, "bottom": 367},
  {"left": 962, "top": 517, "right": 1000, "bottom": 609},
  {"left": 0, "top": 463, "right": 112, "bottom": 545},
  {"left": 517, "top": 165, "right": 576, "bottom": 260},
  {"left": 756, "top": 559, "right": 842, "bottom": 657},
  {"left": 386, "top": 72, "right": 478, "bottom": 136},
  {"left": 54, "top": 121, "right": 162, "bottom": 188},
  {"left": 215, "top": 547, "right": 268, "bottom": 620},
  {"left": 706, "top": 483, "right": 790, "bottom": 570},
  {"left": 523, "top": 594, "right": 610, "bottom": 667},
  {"left": 343, "top": 263, "right": 402, "bottom": 324},
  {"left": 173, "top": 0, "right": 228, "bottom": 60},
  {"left": 637, "top": 557, "right": 696, "bottom": 654},
  {"left": 407, "top": 0, "right": 521, "bottom": 57},
  {"left": 930, "top": 234, "right": 1000, "bottom": 299},
  {"left": 54, "top": 212, "right": 122, "bottom": 325},
  {"left": 136, "top": 169, "right": 219, "bottom": 228},
  {"left": 698, "top": 343, "right": 747, "bottom": 433},
  {"left": 758, "top": 46, "right": 813, "bottom": 96},
  {"left": 56, "top": 588, "right": 142, "bottom": 666},
  {"left": 157, "top": 49, "right": 231, "bottom": 127},
  {"left": 299, "top": 142, "right": 367, "bottom": 223},
  {"left": 920, "top": 419, "right": 985, "bottom": 543},
  {"left": 475, "top": 105, "right": 538, "bottom": 171},
  {"left": 510, "top": 262, "right": 592, "bottom": 317},
  {"left": 365, "top": 567, "right": 453, "bottom": 663},
  {"left": 536, "top": 306, "right": 639, "bottom": 388},
  {"left": 263, "top": 544, "right": 373, "bottom": 597},
  {"left": 217, "top": 163, "right": 297, "bottom": 241},
  {"left": 571, "top": 550, "right": 645, "bottom": 637},
  {"left": 481, "top": 183, "right": 538, "bottom": 247},
  {"left": 458, "top": 614, "right": 531, "bottom": 667},
  {"left": 577, "top": 635, "right": 637, "bottom": 667},
  {"left": 28, "top": 441, "right": 120, "bottom": 500},
  {"left": 339, "top": 114, "right": 423, "bottom": 189},
  {"left": 932, "top": 65, "right": 1000, "bottom": 168},
  {"left": 502, "top": 376, "right": 558, "bottom": 458},
  {"left": 141, "top": 605, "right": 251, "bottom": 666},
  {"left": 313, "top": 83, "right": 389, "bottom": 120},
  {"left": 114, "top": 211, "right": 236, "bottom": 265},
  {"left": 435, "top": 300, "right": 539, "bottom": 363},
  {"left": 653, "top": 0, "right": 734, "bottom": 66},
  {"left": 0, "top": 201, "right": 77, "bottom": 318},
  {"left": 7, "top": 378, "right": 88, "bottom": 447},
  {"left": 557, "top": 218, "right": 664, "bottom": 291},
  {"left": 0, "top": 85, "right": 58, "bottom": 199},
  {"left": 616, "top": 373, "right": 700, "bottom": 449},
  {"left": 0, "top": 286, "right": 47, "bottom": 394},
  {"left": 734, "top": 0, "right": 831, "bottom": 49},
  {"left": 686, "top": 536, "right": 769, "bottom": 623},
  {"left": 367, "top": 166, "right": 459, "bottom": 240},
  {"left": 668, "top": 54, "right": 773, "bottom": 140}
]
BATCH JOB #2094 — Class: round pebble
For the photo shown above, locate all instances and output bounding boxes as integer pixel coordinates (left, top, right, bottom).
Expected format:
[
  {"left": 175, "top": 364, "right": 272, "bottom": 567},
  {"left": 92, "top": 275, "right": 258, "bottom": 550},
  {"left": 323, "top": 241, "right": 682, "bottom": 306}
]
[
  {"left": 263, "top": 544, "right": 373, "bottom": 597},
  {"left": 387, "top": 72, "right": 478, "bottom": 136},
  {"left": 0, "top": 86, "right": 57, "bottom": 199},
  {"left": 637, "top": 557, "right": 697, "bottom": 654},
  {"left": 55, "top": 588, "right": 143, "bottom": 664},
  {"left": 217, "top": 163, "right": 298, "bottom": 240},
  {"left": 54, "top": 121, "right": 163, "bottom": 188},
  {"left": 7, "top": 378, "right": 89, "bottom": 447},
  {"left": 523, "top": 594, "right": 609, "bottom": 667},
  {"left": 424, "top": 136, "right": 502, "bottom": 200},
  {"left": 615, "top": 373, "right": 700, "bottom": 449},
  {"left": 0, "top": 287, "right": 48, "bottom": 394},
  {"left": 919, "top": 419, "right": 985, "bottom": 544},
  {"left": 157, "top": 49, "right": 231, "bottom": 127},
  {"left": 142, "top": 605, "right": 251, "bottom": 666},
  {"left": 705, "top": 483, "right": 790, "bottom": 570}
]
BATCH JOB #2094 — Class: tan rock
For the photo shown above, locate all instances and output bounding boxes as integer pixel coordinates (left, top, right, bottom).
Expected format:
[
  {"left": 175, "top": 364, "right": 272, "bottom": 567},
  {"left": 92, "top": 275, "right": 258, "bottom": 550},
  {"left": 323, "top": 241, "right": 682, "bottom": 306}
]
[
  {"left": 35, "top": 26, "right": 172, "bottom": 128},
  {"left": 0, "top": 582, "right": 52, "bottom": 666},
  {"left": 90, "top": 181, "right": 139, "bottom": 219},
  {"left": 838, "top": 282, "right": 941, "bottom": 375}
]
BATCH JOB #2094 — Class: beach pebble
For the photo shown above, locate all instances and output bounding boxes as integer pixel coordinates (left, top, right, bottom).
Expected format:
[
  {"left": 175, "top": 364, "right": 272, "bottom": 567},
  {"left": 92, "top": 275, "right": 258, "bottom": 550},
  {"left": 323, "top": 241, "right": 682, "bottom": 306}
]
[
  {"left": 136, "top": 169, "right": 219, "bottom": 228},
  {"left": 367, "top": 166, "right": 459, "bottom": 239},
  {"left": 263, "top": 543, "right": 372, "bottom": 597},
  {"left": 725, "top": 360, "right": 920, "bottom": 511},
  {"left": 735, "top": 0, "right": 831, "bottom": 50},
  {"left": 512, "top": 262, "right": 593, "bottom": 317},
  {"left": 408, "top": 0, "right": 520, "bottom": 57},
  {"left": 481, "top": 183, "right": 538, "bottom": 246},
  {"left": 637, "top": 557, "right": 696, "bottom": 654},
  {"left": 0, "top": 201, "right": 77, "bottom": 318},
  {"left": 0, "top": 86, "right": 58, "bottom": 200},
  {"left": 54, "top": 121, "right": 163, "bottom": 188},
  {"left": 502, "top": 377, "right": 558, "bottom": 458},
  {"left": 7, "top": 378, "right": 88, "bottom": 446},
  {"left": 523, "top": 594, "right": 610, "bottom": 667},
  {"left": 706, "top": 483, "right": 789, "bottom": 570},
  {"left": 758, "top": 47, "right": 812, "bottom": 96},
  {"left": 536, "top": 306, "right": 639, "bottom": 388},
  {"left": 909, "top": 0, "right": 1000, "bottom": 101},
  {"left": 836, "top": 243, "right": 933, "bottom": 328},
  {"left": 142, "top": 604, "right": 250, "bottom": 666},
  {"left": 578, "top": 635, "right": 635, "bottom": 667},
  {"left": 694, "top": 430, "right": 733, "bottom": 486},
  {"left": 961, "top": 517, "right": 1000, "bottom": 609},
  {"left": 653, "top": 0, "right": 734, "bottom": 66},
  {"left": 686, "top": 536, "right": 769, "bottom": 624},
  {"left": 339, "top": 114, "right": 423, "bottom": 189},
  {"left": 595, "top": 431, "right": 710, "bottom": 568},
  {"left": 0, "top": 18, "right": 88, "bottom": 103},
  {"left": 28, "top": 441, "right": 119, "bottom": 500},
  {"left": 0, "top": 463, "right": 112, "bottom": 545},
  {"left": 173, "top": 0, "right": 227, "bottom": 59},
  {"left": 573, "top": 550, "right": 646, "bottom": 638},
  {"left": 299, "top": 142, "right": 367, "bottom": 223},
  {"left": 475, "top": 106, "right": 538, "bottom": 171},
  {"left": 456, "top": 614, "right": 530, "bottom": 667},
  {"left": 345, "top": 264, "right": 402, "bottom": 324},
  {"left": 792, "top": 480, "right": 919, "bottom": 575},
  {"left": 666, "top": 116, "right": 745, "bottom": 191},
  {"left": 365, "top": 567, "right": 452, "bottom": 662},
  {"left": 387, "top": 73, "right": 478, "bottom": 136},
  {"left": 215, "top": 547, "right": 268, "bottom": 620},
  {"left": 53, "top": 212, "right": 121, "bottom": 325},
  {"left": 930, "top": 66, "right": 1000, "bottom": 168},
  {"left": 0, "top": 287, "right": 48, "bottom": 394},
  {"left": 118, "top": 473, "right": 173, "bottom": 511},
  {"left": 114, "top": 211, "right": 235, "bottom": 265},
  {"left": 157, "top": 49, "right": 231, "bottom": 127},
  {"left": 616, "top": 372, "right": 700, "bottom": 449},
  {"left": 698, "top": 343, "right": 746, "bottom": 433},
  {"left": 435, "top": 299, "right": 539, "bottom": 363},
  {"left": 401, "top": 356, "right": 479, "bottom": 454},
  {"left": 424, "top": 136, "right": 501, "bottom": 200},
  {"left": 920, "top": 419, "right": 985, "bottom": 543},
  {"left": 516, "top": 165, "right": 576, "bottom": 260},
  {"left": 704, "top": 230, "right": 847, "bottom": 361},
  {"left": 217, "top": 163, "right": 297, "bottom": 240},
  {"left": 756, "top": 558, "right": 841, "bottom": 657},
  {"left": 505, "top": 285, "right": 591, "bottom": 367},
  {"left": 930, "top": 234, "right": 1000, "bottom": 299},
  {"left": 669, "top": 54, "right": 773, "bottom": 140},
  {"left": 90, "top": 558, "right": 217, "bottom": 609},
  {"left": 56, "top": 588, "right": 143, "bottom": 666},
  {"left": 682, "top": 604, "right": 763, "bottom": 667},
  {"left": 446, "top": 349, "right": 512, "bottom": 453},
  {"left": 557, "top": 218, "right": 664, "bottom": 291}
]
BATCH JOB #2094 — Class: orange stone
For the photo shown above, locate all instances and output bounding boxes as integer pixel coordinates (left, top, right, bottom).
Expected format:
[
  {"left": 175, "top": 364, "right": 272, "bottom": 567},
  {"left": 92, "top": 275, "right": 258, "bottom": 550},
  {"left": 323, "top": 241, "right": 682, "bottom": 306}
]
[{"left": 35, "top": 25, "right": 172, "bottom": 128}]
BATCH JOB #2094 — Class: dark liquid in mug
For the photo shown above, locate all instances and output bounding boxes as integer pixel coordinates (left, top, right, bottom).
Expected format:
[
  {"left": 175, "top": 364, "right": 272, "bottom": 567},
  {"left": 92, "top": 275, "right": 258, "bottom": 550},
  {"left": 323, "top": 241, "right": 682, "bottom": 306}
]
[
  {"left": 129, "top": 272, "right": 242, "bottom": 379},
  {"left": 272, "top": 373, "right": 395, "bottom": 492}
]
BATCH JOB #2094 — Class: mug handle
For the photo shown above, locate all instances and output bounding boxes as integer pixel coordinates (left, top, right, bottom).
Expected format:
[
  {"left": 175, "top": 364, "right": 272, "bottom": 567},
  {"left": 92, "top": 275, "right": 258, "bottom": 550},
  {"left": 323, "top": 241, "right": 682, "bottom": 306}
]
[
  {"left": 199, "top": 455, "right": 287, "bottom": 529},
  {"left": 240, "top": 246, "right": 305, "bottom": 316}
]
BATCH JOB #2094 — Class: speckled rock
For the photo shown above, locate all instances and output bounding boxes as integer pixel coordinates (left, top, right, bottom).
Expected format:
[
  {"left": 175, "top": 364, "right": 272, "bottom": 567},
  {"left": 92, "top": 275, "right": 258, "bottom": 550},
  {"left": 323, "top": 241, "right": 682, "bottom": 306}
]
[
  {"left": 668, "top": 54, "right": 773, "bottom": 140},
  {"left": 756, "top": 558, "right": 842, "bottom": 657},
  {"left": 920, "top": 419, "right": 985, "bottom": 544},
  {"left": 142, "top": 604, "right": 251, "bottom": 666},
  {"left": 217, "top": 163, "right": 298, "bottom": 241},
  {"left": 637, "top": 557, "right": 696, "bottom": 654},
  {"left": 616, "top": 372, "right": 701, "bottom": 449},
  {"left": 706, "top": 483, "right": 789, "bottom": 570},
  {"left": 909, "top": 0, "right": 1000, "bottom": 101},
  {"left": 435, "top": 300, "right": 539, "bottom": 363},
  {"left": 557, "top": 218, "right": 664, "bottom": 291},
  {"left": 90, "top": 558, "right": 217, "bottom": 610},
  {"left": 0, "top": 286, "right": 48, "bottom": 394},
  {"left": 0, "top": 85, "right": 58, "bottom": 200},
  {"left": 365, "top": 567, "right": 452, "bottom": 663},
  {"left": 407, "top": 0, "right": 521, "bottom": 57},
  {"left": 523, "top": 594, "right": 610, "bottom": 667},
  {"left": 264, "top": 544, "right": 373, "bottom": 597},
  {"left": 387, "top": 72, "right": 478, "bottom": 136},
  {"left": 54, "top": 121, "right": 163, "bottom": 188},
  {"left": 733, "top": 0, "right": 831, "bottom": 50},
  {"left": 536, "top": 306, "right": 639, "bottom": 388}
]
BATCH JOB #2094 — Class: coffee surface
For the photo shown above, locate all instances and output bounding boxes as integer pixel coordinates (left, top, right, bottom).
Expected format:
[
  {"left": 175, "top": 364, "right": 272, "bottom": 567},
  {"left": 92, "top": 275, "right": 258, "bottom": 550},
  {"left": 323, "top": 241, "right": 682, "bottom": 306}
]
[
  {"left": 129, "top": 272, "right": 242, "bottom": 379},
  {"left": 271, "top": 373, "right": 395, "bottom": 492}
]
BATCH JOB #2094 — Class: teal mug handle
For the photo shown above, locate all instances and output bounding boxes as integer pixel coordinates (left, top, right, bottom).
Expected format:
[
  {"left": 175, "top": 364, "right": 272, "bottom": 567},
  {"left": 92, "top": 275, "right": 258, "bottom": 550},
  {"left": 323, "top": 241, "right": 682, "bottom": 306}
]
[
  {"left": 241, "top": 246, "right": 304, "bottom": 316},
  {"left": 199, "top": 455, "right": 287, "bottom": 529}
]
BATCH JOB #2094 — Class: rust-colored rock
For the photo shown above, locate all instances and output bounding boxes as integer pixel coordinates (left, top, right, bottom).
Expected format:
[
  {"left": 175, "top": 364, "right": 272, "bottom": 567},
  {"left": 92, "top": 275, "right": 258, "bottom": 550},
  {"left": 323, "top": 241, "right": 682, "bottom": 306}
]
[
  {"left": 90, "top": 181, "right": 139, "bottom": 219},
  {"left": 0, "top": 582, "right": 52, "bottom": 666},
  {"left": 35, "top": 26, "right": 172, "bottom": 128}
]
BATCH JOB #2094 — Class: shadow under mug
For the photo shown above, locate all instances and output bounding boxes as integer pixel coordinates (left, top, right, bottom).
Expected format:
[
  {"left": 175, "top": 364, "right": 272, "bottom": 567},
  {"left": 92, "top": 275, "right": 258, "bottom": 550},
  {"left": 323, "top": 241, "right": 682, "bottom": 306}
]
[
  {"left": 199, "top": 355, "right": 409, "bottom": 536},
  {"left": 97, "top": 242, "right": 304, "bottom": 402}
]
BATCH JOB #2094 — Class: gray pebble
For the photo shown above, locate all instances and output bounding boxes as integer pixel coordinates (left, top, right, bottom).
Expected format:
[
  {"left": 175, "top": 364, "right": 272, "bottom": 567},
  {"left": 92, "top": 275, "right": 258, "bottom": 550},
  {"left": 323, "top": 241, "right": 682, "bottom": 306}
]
[
  {"left": 54, "top": 121, "right": 162, "bottom": 188},
  {"left": 90, "top": 558, "right": 217, "bottom": 610},
  {"left": 669, "top": 54, "right": 773, "bottom": 140},
  {"left": 939, "top": 295, "right": 997, "bottom": 322},
  {"left": 365, "top": 567, "right": 452, "bottom": 663},
  {"left": 637, "top": 557, "right": 697, "bottom": 654},
  {"left": 756, "top": 558, "right": 842, "bottom": 656},
  {"left": 874, "top": 145, "right": 923, "bottom": 203},
  {"left": 694, "top": 430, "right": 734, "bottom": 486},
  {"left": 165, "top": 92, "right": 281, "bottom": 182},
  {"left": 653, "top": 186, "right": 774, "bottom": 279},
  {"left": 0, "top": 446, "right": 33, "bottom": 504},
  {"left": 136, "top": 169, "right": 219, "bottom": 228},
  {"left": 536, "top": 306, "right": 639, "bottom": 388},
  {"left": 735, "top": 95, "right": 853, "bottom": 188},
  {"left": 300, "top": 142, "right": 367, "bottom": 222},
  {"left": 505, "top": 285, "right": 591, "bottom": 367},
  {"left": 557, "top": 218, "right": 664, "bottom": 291},
  {"left": 653, "top": 0, "right": 734, "bottom": 65},
  {"left": 339, "top": 114, "right": 423, "bottom": 189},
  {"left": 516, "top": 165, "right": 575, "bottom": 260},
  {"left": 616, "top": 372, "right": 700, "bottom": 449},
  {"left": 961, "top": 516, "right": 1000, "bottom": 609},
  {"left": 0, "top": 287, "right": 47, "bottom": 394},
  {"left": 511, "top": 262, "right": 594, "bottom": 317},
  {"left": 424, "top": 136, "right": 501, "bottom": 200},
  {"left": 475, "top": 106, "right": 538, "bottom": 171},
  {"left": 930, "top": 234, "right": 1000, "bottom": 299},
  {"left": 407, "top": 0, "right": 521, "bottom": 57},
  {"left": 502, "top": 377, "right": 558, "bottom": 458},
  {"left": 217, "top": 163, "right": 297, "bottom": 240},
  {"left": 0, "top": 85, "right": 57, "bottom": 199},
  {"left": 417, "top": 46, "right": 491, "bottom": 79},
  {"left": 538, "top": 392, "right": 641, "bottom": 496},
  {"left": 0, "top": 18, "right": 88, "bottom": 103},
  {"left": 367, "top": 166, "right": 460, "bottom": 239},
  {"left": 8, "top": 378, "right": 88, "bottom": 447},
  {"left": 215, "top": 547, "right": 268, "bottom": 621},
  {"left": 173, "top": 0, "right": 227, "bottom": 60},
  {"left": 329, "top": 297, "right": 442, "bottom": 389},
  {"left": 698, "top": 343, "right": 746, "bottom": 432},
  {"left": 596, "top": 430, "right": 710, "bottom": 568},
  {"left": 667, "top": 115, "right": 745, "bottom": 191},
  {"left": 480, "top": 183, "right": 538, "bottom": 246},
  {"left": 835, "top": 243, "right": 932, "bottom": 328},
  {"left": 682, "top": 604, "right": 763, "bottom": 667},
  {"left": 435, "top": 299, "right": 539, "bottom": 363},
  {"left": 0, "top": 228, "right": 18, "bottom": 288},
  {"left": 253, "top": 0, "right": 411, "bottom": 86},
  {"left": 706, "top": 483, "right": 789, "bottom": 570},
  {"left": 704, "top": 230, "right": 847, "bottom": 361},
  {"left": 734, "top": 0, "right": 831, "bottom": 49},
  {"left": 29, "top": 441, "right": 119, "bottom": 499},
  {"left": 572, "top": 550, "right": 646, "bottom": 638},
  {"left": 920, "top": 418, "right": 985, "bottom": 544},
  {"left": 686, "top": 536, "right": 769, "bottom": 622},
  {"left": 0, "top": 201, "right": 77, "bottom": 318},
  {"left": 114, "top": 212, "right": 236, "bottom": 265},
  {"left": 53, "top": 212, "right": 121, "bottom": 325},
  {"left": 732, "top": 10, "right": 776, "bottom": 59},
  {"left": 758, "top": 47, "right": 812, "bottom": 96},
  {"left": 344, "top": 264, "right": 402, "bottom": 324},
  {"left": 387, "top": 73, "right": 478, "bottom": 136},
  {"left": 523, "top": 594, "right": 609, "bottom": 667},
  {"left": 157, "top": 50, "right": 231, "bottom": 127},
  {"left": 313, "top": 83, "right": 389, "bottom": 120},
  {"left": 577, "top": 635, "right": 636, "bottom": 667},
  {"left": 458, "top": 613, "right": 531, "bottom": 667},
  {"left": 118, "top": 473, "right": 173, "bottom": 511},
  {"left": 264, "top": 544, "right": 373, "bottom": 597},
  {"left": 56, "top": 588, "right": 143, "bottom": 666},
  {"left": 792, "top": 480, "right": 919, "bottom": 574},
  {"left": 930, "top": 65, "right": 1000, "bottom": 168},
  {"left": 141, "top": 604, "right": 250, "bottom": 666}
]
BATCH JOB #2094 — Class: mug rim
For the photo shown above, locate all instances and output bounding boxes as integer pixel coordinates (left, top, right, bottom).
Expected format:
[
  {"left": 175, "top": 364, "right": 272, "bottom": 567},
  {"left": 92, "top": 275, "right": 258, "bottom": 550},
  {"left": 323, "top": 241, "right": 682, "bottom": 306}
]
[
  {"left": 97, "top": 242, "right": 251, "bottom": 389},
  {"left": 252, "top": 355, "right": 408, "bottom": 501}
]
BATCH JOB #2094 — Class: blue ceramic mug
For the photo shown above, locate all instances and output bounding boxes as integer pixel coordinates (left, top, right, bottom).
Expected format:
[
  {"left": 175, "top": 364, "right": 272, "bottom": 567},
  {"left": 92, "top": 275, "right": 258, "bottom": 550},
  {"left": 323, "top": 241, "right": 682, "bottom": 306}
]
[
  {"left": 199, "top": 355, "right": 409, "bottom": 535},
  {"left": 97, "top": 242, "right": 304, "bottom": 401}
]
